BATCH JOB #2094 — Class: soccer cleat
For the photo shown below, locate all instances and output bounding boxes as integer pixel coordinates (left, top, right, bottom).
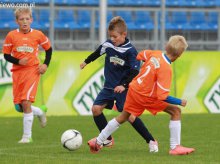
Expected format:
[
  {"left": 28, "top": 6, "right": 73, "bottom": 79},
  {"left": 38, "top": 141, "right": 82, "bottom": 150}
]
[
  {"left": 149, "top": 140, "right": 159, "bottom": 153},
  {"left": 38, "top": 105, "right": 48, "bottom": 128},
  {"left": 87, "top": 138, "right": 103, "bottom": 153},
  {"left": 169, "top": 145, "right": 195, "bottom": 155},
  {"left": 18, "top": 137, "right": 33, "bottom": 144},
  {"left": 103, "top": 138, "right": 114, "bottom": 148}
]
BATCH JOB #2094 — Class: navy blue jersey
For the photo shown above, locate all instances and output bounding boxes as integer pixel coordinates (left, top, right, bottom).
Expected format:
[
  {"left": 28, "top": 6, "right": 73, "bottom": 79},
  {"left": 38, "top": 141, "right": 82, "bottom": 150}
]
[{"left": 86, "top": 38, "right": 140, "bottom": 89}]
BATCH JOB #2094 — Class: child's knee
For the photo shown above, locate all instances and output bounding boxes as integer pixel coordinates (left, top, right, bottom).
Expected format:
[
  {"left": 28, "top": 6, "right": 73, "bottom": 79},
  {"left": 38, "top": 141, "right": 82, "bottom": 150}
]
[{"left": 14, "top": 104, "right": 23, "bottom": 113}]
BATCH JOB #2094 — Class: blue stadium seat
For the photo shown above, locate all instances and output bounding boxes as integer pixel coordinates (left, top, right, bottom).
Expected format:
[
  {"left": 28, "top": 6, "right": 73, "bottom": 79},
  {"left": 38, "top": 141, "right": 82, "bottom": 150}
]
[
  {"left": 134, "top": 11, "right": 154, "bottom": 30},
  {"left": 169, "top": 11, "right": 192, "bottom": 30},
  {"left": 215, "top": 0, "right": 220, "bottom": 6},
  {"left": 95, "top": 11, "right": 114, "bottom": 29},
  {"left": 142, "top": 0, "right": 160, "bottom": 6},
  {"left": 54, "top": 0, "right": 67, "bottom": 5},
  {"left": 189, "top": 12, "right": 209, "bottom": 30},
  {"left": 55, "top": 10, "right": 79, "bottom": 29},
  {"left": 178, "top": 0, "right": 197, "bottom": 7},
  {"left": 194, "top": 0, "right": 215, "bottom": 7},
  {"left": 35, "top": 0, "right": 49, "bottom": 5},
  {"left": 166, "top": 0, "right": 179, "bottom": 6},
  {"left": 68, "top": 0, "right": 98, "bottom": 6},
  {"left": 77, "top": 10, "right": 91, "bottom": 29},
  {"left": 115, "top": 11, "right": 136, "bottom": 30},
  {"left": 0, "top": 9, "right": 15, "bottom": 29},
  {"left": 39, "top": 10, "right": 50, "bottom": 29},
  {"left": 207, "top": 12, "right": 218, "bottom": 30},
  {"left": 108, "top": 0, "right": 125, "bottom": 6}
]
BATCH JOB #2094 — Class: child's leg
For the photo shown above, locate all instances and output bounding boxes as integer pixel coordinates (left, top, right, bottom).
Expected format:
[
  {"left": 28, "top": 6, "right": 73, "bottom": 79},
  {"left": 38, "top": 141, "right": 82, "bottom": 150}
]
[
  {"left": 21, "top": 100, "right": 34, "bottom": 140},
  {"left": 96, "top": 110, "right": 130, "bottom": 144},
  {"left": 164, "top": 105, "right": 181, "bottom": 149},
  {"left": 31, "top": 105, "right": 43, "bottom": 116}
]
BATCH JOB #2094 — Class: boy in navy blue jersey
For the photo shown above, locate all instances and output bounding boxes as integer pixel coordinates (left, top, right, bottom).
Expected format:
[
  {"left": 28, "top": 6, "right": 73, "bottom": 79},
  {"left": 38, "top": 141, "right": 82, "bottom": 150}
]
[{"left": 80, "top": 16, "right": 158, "bottom": 152}]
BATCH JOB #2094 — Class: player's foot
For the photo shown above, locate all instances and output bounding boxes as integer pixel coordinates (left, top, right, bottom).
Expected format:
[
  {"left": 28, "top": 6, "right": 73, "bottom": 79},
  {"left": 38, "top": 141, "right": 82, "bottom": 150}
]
[
  {"left": 149, "top": 140, "right": 159, "bottom": 153},
  {"left": 18, "top": 137, "right": 33, "bottom": 144},
  {"left": 169, "top": 145, "right": 195, "bottom": 155},
  {"left": 103, "top": 138, "right": 114, "bottom": 148},
  {"left": 88, "top": 138, "right": 103, "bottom": 153},
  {"left": 38, "top": 105, "right": 48, "bottom": 128}
]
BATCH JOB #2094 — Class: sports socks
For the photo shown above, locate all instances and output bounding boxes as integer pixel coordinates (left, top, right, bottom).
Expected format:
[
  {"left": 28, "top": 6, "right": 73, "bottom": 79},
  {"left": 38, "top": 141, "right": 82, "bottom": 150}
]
[
  {"left": 94, "top": 113, "right": 112, "bottom": 140},
  {"left": 23, "top": 112, "right": 34, "bottom": 138},
  {"left": 130, "top": 117, "right": 155, "bottom": 143},
  {"left": 169, "top": 120, "right": 181, "bottom": 149},
  {"left": 31, "top": 105, "right": 43, "bottom": 116},
  {"left": 97, "top": 118, "right": 120, "bottom": 144}
]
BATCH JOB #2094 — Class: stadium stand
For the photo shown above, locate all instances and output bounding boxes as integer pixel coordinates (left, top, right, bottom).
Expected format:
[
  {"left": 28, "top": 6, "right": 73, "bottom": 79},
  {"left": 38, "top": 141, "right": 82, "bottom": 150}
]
[
  {"left": 55, "top": 10, "right": 80, "bottom": 30},
  {"left": 77, "top": 10, "right": 91, "bottom": 29},
  {"left": 0, "top": 1, "right": 219, "bottom": 50},
  {"left": 189, "top": 12, "right": 210, "bottom": 30},
  {"left": 115, "top": 11, "right": 137, "bottom": 30},
  {"left": 134, "top": 11, "right": 154, "bottom": 30}
]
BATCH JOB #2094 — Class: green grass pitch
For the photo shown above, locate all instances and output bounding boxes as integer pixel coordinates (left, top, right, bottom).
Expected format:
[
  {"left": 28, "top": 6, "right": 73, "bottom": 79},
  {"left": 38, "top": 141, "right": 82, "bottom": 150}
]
[{"left": 0, "top": 114, "right": 220, "bottom": 164}]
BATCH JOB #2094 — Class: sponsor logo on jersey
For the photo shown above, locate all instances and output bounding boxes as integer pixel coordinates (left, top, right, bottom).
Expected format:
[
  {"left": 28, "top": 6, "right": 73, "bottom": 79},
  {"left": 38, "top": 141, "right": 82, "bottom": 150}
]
[
  {"left": 150, "top": 57, "right": 160, "bottom": 68},
  {"left": 110, "top": 56, "right": 125, "bottom": 66},
  {"left": 204, "top": 78, "right": 220, "bottom": 113},
  {"left": 17, "top": 46, "right": 34, "bottom": 53}
]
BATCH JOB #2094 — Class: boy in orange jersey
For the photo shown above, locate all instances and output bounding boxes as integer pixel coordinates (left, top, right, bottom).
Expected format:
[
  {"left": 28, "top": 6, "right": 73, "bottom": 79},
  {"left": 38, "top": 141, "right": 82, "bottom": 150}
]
[
  {"left": 2, "top": 7, "right": 52, "bottom": 143},
  {"left": 88, "top": 35, "right": 195, "bottom": 155}
]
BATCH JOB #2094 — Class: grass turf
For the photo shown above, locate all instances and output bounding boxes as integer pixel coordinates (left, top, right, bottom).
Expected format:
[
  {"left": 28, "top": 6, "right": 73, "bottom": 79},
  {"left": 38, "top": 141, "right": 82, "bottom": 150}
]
[{"left": 0, "top": 114, "right": 220, "bottom": 164}]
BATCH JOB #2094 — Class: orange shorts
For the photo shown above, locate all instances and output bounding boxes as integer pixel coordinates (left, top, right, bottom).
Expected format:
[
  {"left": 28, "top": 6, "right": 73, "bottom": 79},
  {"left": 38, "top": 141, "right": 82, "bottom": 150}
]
[
  {"left": 12, "top": 66, "right": 40, "bottom": 104},
  {"left": 124, "top": 88, "right": 169, "bottom": 116}
]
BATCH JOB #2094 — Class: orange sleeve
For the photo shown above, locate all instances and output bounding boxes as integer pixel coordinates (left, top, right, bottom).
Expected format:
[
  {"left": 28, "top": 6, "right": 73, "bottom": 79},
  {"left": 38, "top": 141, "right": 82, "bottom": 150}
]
[
  {"left": 38, "top": 31, "right": 51, "bottom": 50},
  {"left": 136, "top": 50, "right": 152, "bottom": 61},
  {"left": 2, "top": 32, "right": 13, "bottom": 54}
]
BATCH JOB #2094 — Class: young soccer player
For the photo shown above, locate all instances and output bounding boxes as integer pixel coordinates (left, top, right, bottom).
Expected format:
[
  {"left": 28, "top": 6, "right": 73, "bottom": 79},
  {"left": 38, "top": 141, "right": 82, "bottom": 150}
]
[
  {"left": 2, "top": 7, "right": 52, "bottom": 143},
  {"left": 80, "top": 16, "right": 158, "bottom": 152},
  {"left": 88, "top": 35, "right": 195, "bottom": 155}
]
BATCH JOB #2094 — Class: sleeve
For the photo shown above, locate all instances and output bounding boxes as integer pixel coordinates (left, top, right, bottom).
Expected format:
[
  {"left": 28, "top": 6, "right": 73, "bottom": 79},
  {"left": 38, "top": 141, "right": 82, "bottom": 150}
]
[
  {"left": 136, "top": 50, "right": 152, "bottom": 62},
  {"left": 2, "top": 33, "right": 13, "bottom": 54},
  {"left": 164, "top": 96, "right": 182, "bottom": 105},
  {"left": 38, "top": 31, "right": 51, "bottom": 51},
  {"left": 156, "top": 66, "right": 172, "bottom": 100},
  {"left": 84, "top": 45, "right": 102, "bottom": 64}
]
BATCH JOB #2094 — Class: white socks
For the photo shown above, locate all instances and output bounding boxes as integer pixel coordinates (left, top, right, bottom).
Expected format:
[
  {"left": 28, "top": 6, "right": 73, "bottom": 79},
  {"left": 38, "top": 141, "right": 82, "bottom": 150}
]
[
  {"left": 169, "top": 120, "right": 181, "bottom": 149},
  {"left": 96, "top": 118, "right": 120, "bottom": 144},
  {"left": 31, "top": 105, "right": 43, "bottom": 116},
  {"left": 23, "top": 112, "right": 34, "bottom": 138}
]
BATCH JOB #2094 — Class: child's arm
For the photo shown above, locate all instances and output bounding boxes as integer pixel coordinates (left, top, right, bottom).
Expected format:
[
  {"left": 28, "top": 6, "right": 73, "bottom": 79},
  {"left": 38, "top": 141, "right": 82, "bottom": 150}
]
[
  {"left": 4, "top": 54, "right": 27, "bottom": 65},
  {"left": 80, "top": 45, "right": 102, "bottom": 70},
  {"left": 164, "top": 96, "right": 187, "bottom": 107},
  {"left": 39, "top": 47, "right": 52, "bottom": 74}
]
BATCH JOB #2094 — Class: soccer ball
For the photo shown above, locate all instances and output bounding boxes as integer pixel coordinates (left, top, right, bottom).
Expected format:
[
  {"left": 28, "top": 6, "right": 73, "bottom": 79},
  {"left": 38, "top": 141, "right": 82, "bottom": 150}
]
[{"left": 61, "top": 129, "right": 83, "bottom": 151}]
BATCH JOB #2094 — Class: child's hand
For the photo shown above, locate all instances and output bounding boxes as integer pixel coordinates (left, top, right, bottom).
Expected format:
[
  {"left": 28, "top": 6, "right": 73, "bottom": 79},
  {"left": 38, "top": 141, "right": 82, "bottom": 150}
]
[
  {"left": 114, "top": 85, "right": 126, "bottom": 93},
  {"left": 39, "top": 64, "right": 47, "bottom": 74},
  {"left": 181, "top": 99, "right": 187, "bottom": 107},
  {"left": 80, "top": 62, "right": 87, "bottom": 69},
  {"left": 19, "top": 57, "right": 28, "bottom": 65}
]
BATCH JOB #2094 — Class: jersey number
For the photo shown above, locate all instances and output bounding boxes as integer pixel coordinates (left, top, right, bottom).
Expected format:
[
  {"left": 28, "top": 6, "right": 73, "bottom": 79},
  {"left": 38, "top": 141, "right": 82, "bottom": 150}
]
[{"left": 137, "top": 65, "right": 151, "bottom": 84}]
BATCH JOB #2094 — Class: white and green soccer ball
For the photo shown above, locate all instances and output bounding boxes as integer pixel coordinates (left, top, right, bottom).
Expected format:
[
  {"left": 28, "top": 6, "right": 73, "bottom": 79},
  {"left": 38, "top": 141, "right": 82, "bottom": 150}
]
[{"left": 61, "top": 129, "right": 83, "bottom": 151}]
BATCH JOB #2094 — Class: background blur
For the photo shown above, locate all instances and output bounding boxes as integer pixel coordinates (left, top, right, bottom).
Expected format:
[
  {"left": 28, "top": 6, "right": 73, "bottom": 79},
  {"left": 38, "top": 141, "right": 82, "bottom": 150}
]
[
  {"left": 0, "top": 0, "right": 219, "bottom": 51},
  {"left": 0, "top": 0, "right": 220, "bottom": 116}
]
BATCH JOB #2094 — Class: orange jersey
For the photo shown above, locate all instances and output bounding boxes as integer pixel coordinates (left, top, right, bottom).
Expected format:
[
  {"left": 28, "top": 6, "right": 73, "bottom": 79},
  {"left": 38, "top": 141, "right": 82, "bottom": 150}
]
[
  {"left": 129, "top": 50, "right": 172, "bottom": 100},
  {"left": 2, "top": 29, "right": 51, "bottom": 71}
]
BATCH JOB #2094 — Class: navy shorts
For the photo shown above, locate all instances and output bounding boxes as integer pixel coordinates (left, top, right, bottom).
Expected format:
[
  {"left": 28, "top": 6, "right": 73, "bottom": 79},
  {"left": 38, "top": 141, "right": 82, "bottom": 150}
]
[{"left": 93, "top": 88, "right": 128, "bottom": 112}]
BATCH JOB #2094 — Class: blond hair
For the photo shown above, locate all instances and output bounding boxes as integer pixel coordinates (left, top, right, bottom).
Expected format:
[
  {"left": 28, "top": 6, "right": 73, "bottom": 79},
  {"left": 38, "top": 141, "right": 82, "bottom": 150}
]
[
  {"left": 165, "top": 35, "right": 188, "bottom": 57},
  {"left": 108, "top": 16, "right": 127, "bottom": 34},
  {"left": 14, "top": 7, "right": 32, "bottom": 19}
]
